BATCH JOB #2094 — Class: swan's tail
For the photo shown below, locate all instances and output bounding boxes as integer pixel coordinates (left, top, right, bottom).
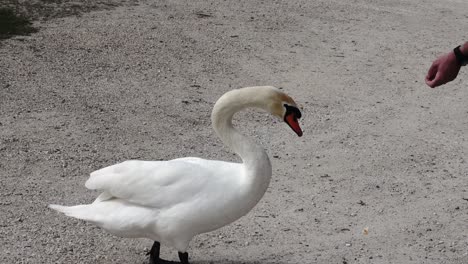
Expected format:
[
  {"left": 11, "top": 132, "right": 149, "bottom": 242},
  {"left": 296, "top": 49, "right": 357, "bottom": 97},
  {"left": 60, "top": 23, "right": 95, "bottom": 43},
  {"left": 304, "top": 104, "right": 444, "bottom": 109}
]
[
  {"left": 48, "top": 204, "right": 70, "bottom": 214},
  {"left": 49, "top": 202, "right": 160, "bottom": 238},
  {"left": 48, "top": 204, "right": 99, "bottom": 223},
  {"left": 48, "top": 190, "right": 114, "bottom": 218}
]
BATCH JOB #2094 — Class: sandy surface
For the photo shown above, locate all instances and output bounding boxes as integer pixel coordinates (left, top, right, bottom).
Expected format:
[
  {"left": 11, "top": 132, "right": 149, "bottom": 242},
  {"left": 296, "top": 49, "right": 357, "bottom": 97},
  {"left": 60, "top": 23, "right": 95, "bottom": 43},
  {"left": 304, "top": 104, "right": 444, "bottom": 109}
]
[{"left": 1, "top": 0, "right": 468, "bottom": 263}]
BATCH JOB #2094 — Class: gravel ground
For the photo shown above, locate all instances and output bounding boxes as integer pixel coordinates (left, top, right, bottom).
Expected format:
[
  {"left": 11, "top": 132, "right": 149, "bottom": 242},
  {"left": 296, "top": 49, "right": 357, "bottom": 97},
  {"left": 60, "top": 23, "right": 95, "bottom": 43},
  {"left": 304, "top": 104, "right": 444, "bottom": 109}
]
[{"left": 1, "top": 0, "right": 468, "bottom": 263}]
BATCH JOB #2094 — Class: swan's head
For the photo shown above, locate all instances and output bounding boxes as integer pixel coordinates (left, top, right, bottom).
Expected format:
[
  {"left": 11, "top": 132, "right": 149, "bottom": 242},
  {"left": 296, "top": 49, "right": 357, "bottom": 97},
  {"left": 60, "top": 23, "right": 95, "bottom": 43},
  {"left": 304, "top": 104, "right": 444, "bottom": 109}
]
[
  {"left": 212, "top": 86, "right": 303, "bottom": 137},
  {"left": 268, "top": 90, "right": 303, "bottom": 137}
]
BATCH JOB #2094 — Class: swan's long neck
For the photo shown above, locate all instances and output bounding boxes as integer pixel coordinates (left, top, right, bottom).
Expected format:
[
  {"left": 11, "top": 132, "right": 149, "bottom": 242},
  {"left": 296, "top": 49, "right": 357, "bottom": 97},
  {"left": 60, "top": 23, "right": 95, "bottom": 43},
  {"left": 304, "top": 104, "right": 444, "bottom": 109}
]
[{"left": 211, "top": 88, "right": 273, "bottom": 192}]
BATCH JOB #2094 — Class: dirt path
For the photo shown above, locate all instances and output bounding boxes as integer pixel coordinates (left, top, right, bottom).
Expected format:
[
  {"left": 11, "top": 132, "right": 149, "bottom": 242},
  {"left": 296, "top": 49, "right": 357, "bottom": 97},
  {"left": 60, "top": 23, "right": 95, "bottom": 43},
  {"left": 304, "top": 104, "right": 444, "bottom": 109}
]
[{"left": 1, "top": 0, "right": 468, "bottom": 263}]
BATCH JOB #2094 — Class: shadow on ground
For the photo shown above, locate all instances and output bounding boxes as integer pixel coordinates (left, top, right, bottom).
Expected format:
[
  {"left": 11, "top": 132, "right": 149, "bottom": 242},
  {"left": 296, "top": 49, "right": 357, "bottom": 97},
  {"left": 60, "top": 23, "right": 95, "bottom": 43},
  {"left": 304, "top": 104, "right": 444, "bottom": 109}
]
[
  {"left": 151, "top": 257, "right": 288, "bottom": 264},
  {"left": 192, "top": 261, "right": 289, "bottom": 264},
  {"left": 0, "top": 0, "right": 139, "bottom": 40},
  {"left": 0, "top": 8, "right": 37, "bottom": 40}
]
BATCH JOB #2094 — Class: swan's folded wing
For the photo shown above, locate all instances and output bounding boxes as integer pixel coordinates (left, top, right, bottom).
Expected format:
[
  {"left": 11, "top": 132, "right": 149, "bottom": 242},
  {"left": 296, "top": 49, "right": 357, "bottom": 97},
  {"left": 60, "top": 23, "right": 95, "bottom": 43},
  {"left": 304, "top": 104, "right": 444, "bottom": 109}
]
[{"left": 85, "top": 159, "right": 234, "bottom": 209}]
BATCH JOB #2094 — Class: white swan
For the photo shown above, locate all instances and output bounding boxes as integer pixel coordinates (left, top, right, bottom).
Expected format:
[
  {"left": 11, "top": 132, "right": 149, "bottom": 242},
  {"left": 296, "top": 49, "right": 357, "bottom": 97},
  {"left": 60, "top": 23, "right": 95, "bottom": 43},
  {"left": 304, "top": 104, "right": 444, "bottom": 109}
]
[{"left": 49, "top": 86, "right": 303, "bottom": 264}]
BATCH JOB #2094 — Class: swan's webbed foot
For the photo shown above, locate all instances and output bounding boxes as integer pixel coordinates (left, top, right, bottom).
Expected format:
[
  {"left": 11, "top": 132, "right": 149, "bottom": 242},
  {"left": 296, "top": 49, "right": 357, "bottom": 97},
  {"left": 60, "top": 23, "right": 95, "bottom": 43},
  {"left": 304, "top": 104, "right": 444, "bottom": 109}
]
[
  {"left": 147, "top": 241, "right": 190, "bottom": 264},
  {"left": 148, "top": 241, "right": 161, "bottom": 264},
  {"left": 178, "top": 251, "right": 190, "bottom": 264}
]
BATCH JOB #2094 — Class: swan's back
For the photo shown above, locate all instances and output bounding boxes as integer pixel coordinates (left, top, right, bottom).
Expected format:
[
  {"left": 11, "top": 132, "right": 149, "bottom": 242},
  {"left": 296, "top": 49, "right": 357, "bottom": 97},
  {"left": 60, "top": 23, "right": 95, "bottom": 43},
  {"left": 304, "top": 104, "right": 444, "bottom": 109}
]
[{"left": 85, "top": 159, "right": 245, "bottom": 209}]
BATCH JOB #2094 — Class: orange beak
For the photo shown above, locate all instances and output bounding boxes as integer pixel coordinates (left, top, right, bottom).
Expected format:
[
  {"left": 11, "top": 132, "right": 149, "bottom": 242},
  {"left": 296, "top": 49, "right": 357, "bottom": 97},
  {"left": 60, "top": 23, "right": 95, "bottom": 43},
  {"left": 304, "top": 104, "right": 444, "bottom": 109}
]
[{"left": 285, "top": 114, "right": 303, "bottom": 137}]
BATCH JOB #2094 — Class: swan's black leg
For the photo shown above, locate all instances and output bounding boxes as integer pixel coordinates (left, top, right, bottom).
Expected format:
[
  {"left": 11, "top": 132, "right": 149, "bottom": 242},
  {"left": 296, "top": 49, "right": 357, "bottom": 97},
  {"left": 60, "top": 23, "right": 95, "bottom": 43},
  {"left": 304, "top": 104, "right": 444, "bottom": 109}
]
[
  {"left": 178, "top": 251, "right": 190, "bottom": 264},
  {"left": 148, "top": 241, "right": 161, "bottom": 264}
]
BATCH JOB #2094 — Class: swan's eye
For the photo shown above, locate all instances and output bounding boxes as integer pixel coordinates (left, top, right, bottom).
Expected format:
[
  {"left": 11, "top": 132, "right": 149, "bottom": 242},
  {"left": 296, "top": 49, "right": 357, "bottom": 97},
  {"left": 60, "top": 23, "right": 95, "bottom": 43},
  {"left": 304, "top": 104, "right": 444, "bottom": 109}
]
[{"left": 283, "top": 104, "right": 302, "bottom": 119}]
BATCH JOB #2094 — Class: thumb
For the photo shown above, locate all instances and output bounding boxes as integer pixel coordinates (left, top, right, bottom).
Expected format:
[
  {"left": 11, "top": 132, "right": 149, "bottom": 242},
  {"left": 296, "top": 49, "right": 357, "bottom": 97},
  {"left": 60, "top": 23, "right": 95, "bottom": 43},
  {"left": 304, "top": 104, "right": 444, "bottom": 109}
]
[{"left": 426, "top": 62, "right": 438, "bottom": 81}]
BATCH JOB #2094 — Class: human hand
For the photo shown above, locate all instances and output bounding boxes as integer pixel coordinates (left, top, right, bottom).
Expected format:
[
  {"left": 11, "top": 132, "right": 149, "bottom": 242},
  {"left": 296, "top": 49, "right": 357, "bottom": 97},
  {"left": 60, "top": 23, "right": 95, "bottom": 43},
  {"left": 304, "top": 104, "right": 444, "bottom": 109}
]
[{"left": 425, "top": 51, "right": 461, "bottom": 88}]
